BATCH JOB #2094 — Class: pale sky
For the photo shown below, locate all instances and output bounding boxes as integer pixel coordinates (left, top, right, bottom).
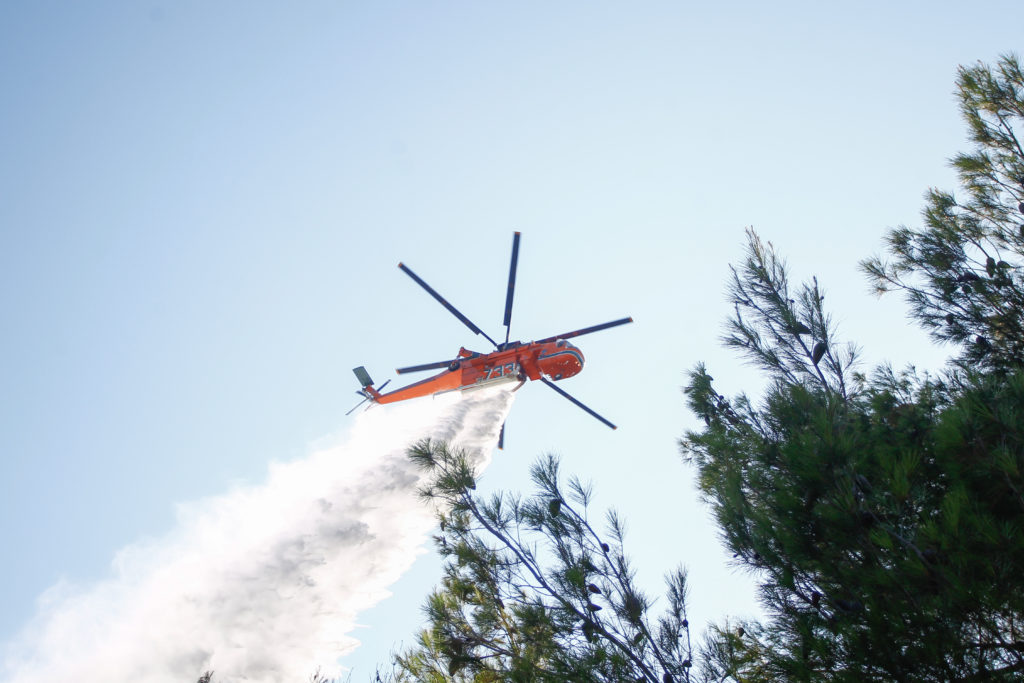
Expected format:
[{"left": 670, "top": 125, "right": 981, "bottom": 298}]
[{"left": 1, "top": 1, "right": 1021, "bottom": 679}]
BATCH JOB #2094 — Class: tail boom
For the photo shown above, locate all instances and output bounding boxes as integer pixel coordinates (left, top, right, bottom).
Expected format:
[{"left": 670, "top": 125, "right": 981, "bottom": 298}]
[{"left": 352, "top": 364, "right": 465, "bottom": 406}]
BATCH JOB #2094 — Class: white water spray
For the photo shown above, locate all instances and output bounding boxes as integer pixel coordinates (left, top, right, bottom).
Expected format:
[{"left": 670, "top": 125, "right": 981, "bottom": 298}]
[{"left": 1, "top": 388, "right": 514, "bottom": 683}]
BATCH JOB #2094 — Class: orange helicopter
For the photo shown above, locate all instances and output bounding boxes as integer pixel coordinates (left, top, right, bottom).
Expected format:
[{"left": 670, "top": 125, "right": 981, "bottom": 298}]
[{"left": 349, "top": 232, "right": 632, "bottom": 442}]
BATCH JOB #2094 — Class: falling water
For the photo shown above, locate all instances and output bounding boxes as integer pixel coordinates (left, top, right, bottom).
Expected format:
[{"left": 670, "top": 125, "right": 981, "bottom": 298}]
[{"left": 1, "top": 388, "right": 514, "bottom": 683}]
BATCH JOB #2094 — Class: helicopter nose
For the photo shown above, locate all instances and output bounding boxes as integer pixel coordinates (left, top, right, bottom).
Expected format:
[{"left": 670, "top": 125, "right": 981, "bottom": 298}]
[{"left": 541, "top": 342, "right": 585, "bottom": 380}]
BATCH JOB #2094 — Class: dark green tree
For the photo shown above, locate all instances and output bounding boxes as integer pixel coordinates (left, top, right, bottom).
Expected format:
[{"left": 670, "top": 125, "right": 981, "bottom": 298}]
[
  {"left": 862, "top": 54, "right": 1024, "bottom": 372},
  {"left": 383, "top": 439, "right": 694, "bottom": 682},
  {"left": 684, "top": 230, "right": 1024, "bottom": 680},
  {"left": 682, "top": 55, "right": 1024, "bottom": 681}
]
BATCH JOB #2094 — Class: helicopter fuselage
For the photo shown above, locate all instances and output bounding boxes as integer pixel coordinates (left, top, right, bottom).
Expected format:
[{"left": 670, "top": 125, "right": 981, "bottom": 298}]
[{"left": 366, "top": 339, "right": 584, "bottom": 404}]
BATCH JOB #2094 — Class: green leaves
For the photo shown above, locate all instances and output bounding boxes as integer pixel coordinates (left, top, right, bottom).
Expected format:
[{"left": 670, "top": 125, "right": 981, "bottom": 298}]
[
  {"left": 689, "top": 246, "right": 1024, "bottom": 680},
  {"left": 862, "top": 54, "right": 1024, "bottom": 372},
  {"left": 390, "top": 441, "right": 695, "bottom": 682},
  {"left": 687, "top": 57, "right": 1024, "bottom": 674},
  {"left": 724, "top": 229, "right": 859, "bottom": 398}
]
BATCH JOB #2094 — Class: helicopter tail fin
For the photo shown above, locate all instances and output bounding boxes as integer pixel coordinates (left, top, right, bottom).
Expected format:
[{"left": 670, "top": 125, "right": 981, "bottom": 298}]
[
  {"left": 352, "top": 366, "right": 388, "bottom": 401},
  {"left": 353, "top": 366, "right": 375, "bottom": 390}
]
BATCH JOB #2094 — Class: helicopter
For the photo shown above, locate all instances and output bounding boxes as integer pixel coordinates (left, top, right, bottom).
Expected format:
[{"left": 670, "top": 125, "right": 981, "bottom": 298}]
[{"left": 349, "top": 232, "right": 632, "bottom": 443}]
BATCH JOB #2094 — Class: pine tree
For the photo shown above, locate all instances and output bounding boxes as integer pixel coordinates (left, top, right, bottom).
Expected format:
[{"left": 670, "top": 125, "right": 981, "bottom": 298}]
[
  {"left": 382, "top": 439, "right": 695, "bottom": 682},
  {"left": 684, "top": 231, "right": 1024, "bottom": 679},
  {"left": 683, "top": 55, "right": 1024, "bottom": 680},
  {"left": 862, "top": 54, "right": 1024, "bottom": 372}
]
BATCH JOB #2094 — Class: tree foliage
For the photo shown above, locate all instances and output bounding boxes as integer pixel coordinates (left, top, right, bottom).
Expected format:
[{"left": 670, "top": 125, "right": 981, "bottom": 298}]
[
  {"left": 863, "top": 54, "right": 1024, "bottom": 372},
  {"left": 685, "top": 277, "right": 1024, "bottom": 679},
  {"left": 682, "top": 54, "right": 1024, "bottom": 681},
  {"left": 383, "top": 439, "right": 694, "bottom": 682}
]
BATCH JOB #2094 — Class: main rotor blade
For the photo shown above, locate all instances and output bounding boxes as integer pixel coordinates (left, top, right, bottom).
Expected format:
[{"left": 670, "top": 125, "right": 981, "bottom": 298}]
[
  {"left": 399, "top": 263, "right": 499, "bottom": 348},
  {"left": 396, "top": 359, "right": 454, "bottom": 375},
  {"left": 503, "top": 232, "right": 521, "bottom": 345},
  {"left": 535, "top": 317, "right": 634, "bottom": 344},
  {"left": 540, "top": 377, "right": 617, "bottom": 429}
]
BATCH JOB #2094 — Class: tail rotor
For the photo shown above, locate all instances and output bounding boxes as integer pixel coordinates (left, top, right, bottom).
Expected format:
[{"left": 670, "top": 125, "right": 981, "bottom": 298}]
[{"left": 347, "top": 366, "right": 390, "bottom": 414}]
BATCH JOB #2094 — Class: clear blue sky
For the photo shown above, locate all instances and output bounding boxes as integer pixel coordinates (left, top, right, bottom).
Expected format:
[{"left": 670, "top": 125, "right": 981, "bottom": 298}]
[{"left": 1, "top": 1, "right": 1020, "bottom": 678}]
